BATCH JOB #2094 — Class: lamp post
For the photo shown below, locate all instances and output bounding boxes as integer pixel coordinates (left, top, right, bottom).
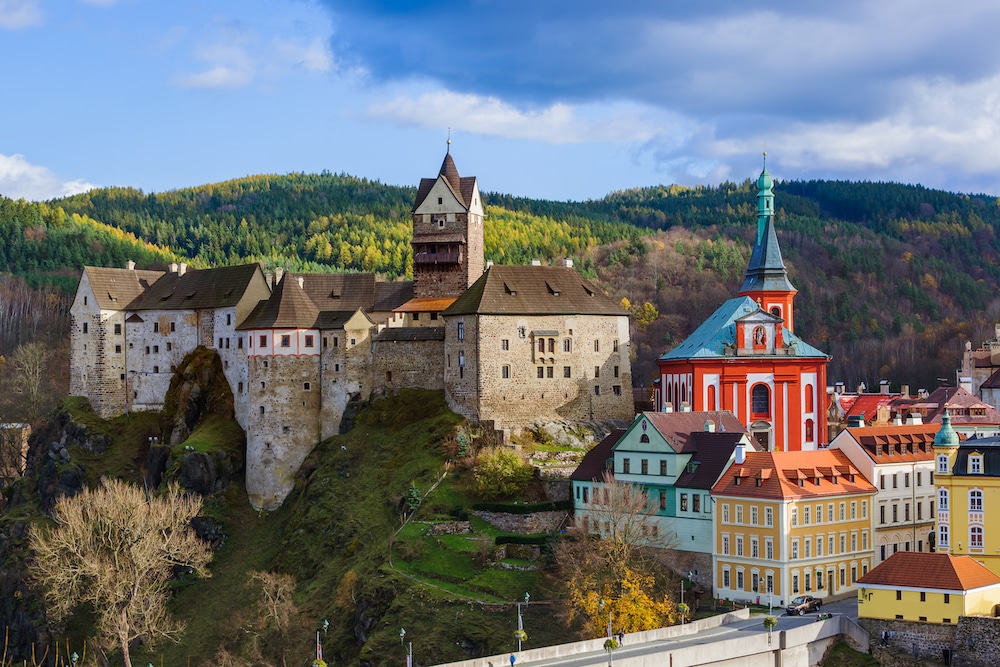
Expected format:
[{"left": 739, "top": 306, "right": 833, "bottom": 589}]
[
  {"left": 400, "top": 628, "right": 412, "bottom": 667},
  {"left": 515, "top": 592, "right": 530, "bottom": 651},
  {"left": 680, "top": 580, "right": 685, "bottom": 625},
  {"left": 599, "top": 598, "right": 612, "bottom": 638},
  {"left": 70, "top": 653, "right": 78, "bottom": 667}
]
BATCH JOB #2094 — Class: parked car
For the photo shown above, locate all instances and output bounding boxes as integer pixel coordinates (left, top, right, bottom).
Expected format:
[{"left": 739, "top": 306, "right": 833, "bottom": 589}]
[{"left": 785, "top": 595, "right": 822, "bottom": 615}]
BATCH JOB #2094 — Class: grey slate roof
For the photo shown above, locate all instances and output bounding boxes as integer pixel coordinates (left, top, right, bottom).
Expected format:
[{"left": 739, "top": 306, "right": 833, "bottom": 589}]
[
  {"left": 570, "top": 430, "right": 624, "bottom": 482},
  {"left": 739, "top": 214, "right": 796, "bottom": 294},
  {"left": 947, "top": 436, "right": 1000, "bottom": 476},
  {"left": 442, "top": 265, "right": 626, "bottom": 317},
  {"left": 129, "top": 264, "right": 262, "bottom": 311},
  {"left": 238, "top": 274, "right": 319, "bottom": 329},
  {"left": 674, "top": 431, "right": 748, "bottom": 489},
  {"left": 658, "top": 296, "right": 829, "bottom": 361},
  {"left": 299, "top": 273, "right": 376, "bottom": 311},
  {"left": 83, "top": 267, "right": 165, "bottom": 310},
  {"left": 373, "top": 281, "right": 415, "bottom": 311},
  {"left": 375, "top": 327, "right": 445, "bottom": 342}
]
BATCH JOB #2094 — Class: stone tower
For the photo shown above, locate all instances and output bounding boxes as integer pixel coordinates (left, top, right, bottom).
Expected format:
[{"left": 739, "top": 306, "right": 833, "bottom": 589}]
[
  {"left": 410, "top": 146, "right": 484, "bottom": 299},
  {"left": 737, "top": 153, "right": 798, "bottom": 332}
]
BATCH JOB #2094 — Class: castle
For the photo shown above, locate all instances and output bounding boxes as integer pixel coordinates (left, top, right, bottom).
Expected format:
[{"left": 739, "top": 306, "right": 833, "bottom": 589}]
[{"left": 69, "top": 150, "right": 634, "bottom": 509}]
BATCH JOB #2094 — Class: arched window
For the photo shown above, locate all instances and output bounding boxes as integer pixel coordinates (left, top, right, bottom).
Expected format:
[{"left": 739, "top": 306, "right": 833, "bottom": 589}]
[
  {"left": 548, "top": 338, "right": 555, "bottom": 353},
  {"left": 751, "top": 384, "right": 770, "bottom": 418},
  {"left": 970, "top": 489, "right": 984, "bottom": 512},
  {"left": 938, "top": 488, "right": 949, "bottom": 511},
  {"left": 805, "top": 419, "right": 815, "bottom": 442},
  {"left": 805, "top": 384, "right": 814, "bottom": 413},
  {"left": 538, "top": 338, "right": 545, "bottom": 353},
  {"left": 971, "top": 526, "right": 984, "bottom": 549},
  {"left": 707, "top": 384, "right": 717, "bottom": 411},
  {"left": 681, "top": 383, "right": 687, "bottom": 404},
  {"left": 753, "top": 326, "right": 767, "bottom": 347},
  {"left": 770, "top": 306, "right": 781, "bottom": 317},
  {"left": 640, "top": 434, "right": 650, "bottom": 443}
]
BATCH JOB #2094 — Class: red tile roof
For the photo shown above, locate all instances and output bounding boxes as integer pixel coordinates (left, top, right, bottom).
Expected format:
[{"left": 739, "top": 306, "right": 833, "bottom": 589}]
[
  {"left": 394, "top": 297, "right": 457, "bottom": 313},
  {"left": 858, "top": 552, "right": 1000, "bottom": 591},
  {"left": 841, "top": 424, "right": 939, "bottom": 463},
  {"left": 711, "top": 450, "right": 874, "bottom": 500},
  {"left": 636, "top": 411, "right": 750, "bottom": 453}
]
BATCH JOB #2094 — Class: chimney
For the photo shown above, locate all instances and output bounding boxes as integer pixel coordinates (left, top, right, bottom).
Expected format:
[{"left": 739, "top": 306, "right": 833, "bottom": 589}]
[
  {"left": 486, "top": 260, "right": 494, "bottom": 270},
  {"left": 835, "top": 381, "right": 845, "bottom": 394},
  {"left": 880, "top": 380, "right": 890, "bottom": 394},
  {"left": 959, "top": 376, "right": 973, "bottom": 393},
  {"left": 901, "top": 384, "right": 910, "bottom": 398},
  {"left": 178, "top": 263, "right": 187, "bottom": 276},
  {"left": 126, "top": 260, "right": 136, "bottom": 270},
  {"left": 662, "top": 403, "right": 673, "bottom": 413},
  {"left": 907, "top": 411, "right": 923, "bottom": 426},
  {"left": 704, "top": 420, "right": 715, "bottom": 433},
  {"left": 274, "top": 267, "right": 284, "bottom": 286},
  {"left": 735, "top": 443, "right": 746, "bottom": 465},
  {"left": 681, "top": 402, "right": 692, "bottom": 412},
  {"left": 562, "top": 258, "right": 574, "bottom": 268},
  {"left": 893, "top": 414, "right": 903, "bottom": 426},
  {"left": 296, "top": 276, "right": 304, "bottom": 289},
  {"left": 530, "top": 259, "right": 542, "bottom": 266},
  {"left": 995, "top": 323, "right": 1000, "bottom": 341},
  {"left": 169, "top": 262, "right": 178, "bottom": 273}
]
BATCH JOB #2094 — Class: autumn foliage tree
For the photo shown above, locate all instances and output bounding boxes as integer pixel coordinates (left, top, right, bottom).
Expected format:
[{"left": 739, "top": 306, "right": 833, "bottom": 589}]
[
  {"left": 472, "top": 447, "right": 533, "bottom": 499},
  {"left": 552, "top": 472, "right": 680, "bottom": 635},
  {"left": 30, "top": 480, "right": 212, "bottom": 667}
]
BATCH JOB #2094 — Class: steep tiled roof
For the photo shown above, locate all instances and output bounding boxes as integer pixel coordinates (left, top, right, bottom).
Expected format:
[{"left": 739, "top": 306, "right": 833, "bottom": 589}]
[
  {"left": 982, "top": 368, "right": 1000, "bottom": 389},
  {"left": 238, "top": 275, "right": 319, "bottom": 329},
  {"left": 858, "top": 552, "right": 1000, "bottom": 591},
  {"left": 83, "top": 266, "right": 165, "bottom": 310},
  {"left": 442, "top": 265, "right": 626, "bottom": 316},
  {"left": 375, "top": 327, "right": 445, "bottom": 342},
  {"left": 373, "top": 281, "right": 414, "bottom": 311},
  {"left": 412, "top": 153, "right": 478, "bottom": 210},
  {"left": 130, "top": 264, "right": 262, "bottom": 311},
  {"left": 711, "top": 450, "right": 873, "bottom": 500},
  {"left": 299, "top": 273, "right": 377, "bottom": 311},
  {"left": 394, "top": 297, "right": 457, "bottom": 313},
  {"left": 891, "top": 387, "right": 1000, "bottom": 427},
  {"left": 659, "top": 296, "right": 829, "bottom": 361},
  {"left": 630, "top": 411, "right": 750, "bottom": 453},
  {"left": 842, "top": 394, "right": 897, "bottom": 422},
  {"left": 841, "top": 425, "right": 939, "bottom": 463},
  {"left": 570, "top": 430, "right": 624, "bottom": 482},
  {"left": 675, "top": 431, "right": 751, "bottom": 490}
]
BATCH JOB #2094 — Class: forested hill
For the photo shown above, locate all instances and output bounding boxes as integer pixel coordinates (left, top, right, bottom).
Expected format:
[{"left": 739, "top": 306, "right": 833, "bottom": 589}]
[{"left": 2, "top": 172, "right": 999, "bottom": 410}]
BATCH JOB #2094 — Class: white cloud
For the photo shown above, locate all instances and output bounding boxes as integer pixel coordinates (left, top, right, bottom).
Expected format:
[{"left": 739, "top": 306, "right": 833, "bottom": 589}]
[
  {"left": 367, "top": 89, "right": 679, "bottom": 145},
  {"left": 172, "top": 39, "right": 255, "bottom": 89},
  {"left": 0, "top": 0, "right": 42, "bottom": 29},
  {"left": 274, "top": 36, "right": 334, "bottom": 73},
  {"left": 0, "top": 154, "right": 95, "bottom": 201}
]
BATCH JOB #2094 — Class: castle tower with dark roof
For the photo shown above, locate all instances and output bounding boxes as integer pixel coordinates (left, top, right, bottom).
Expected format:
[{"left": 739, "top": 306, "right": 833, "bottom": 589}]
[{"left": 410, "top": 147, "right": 485, "bottom": 299}]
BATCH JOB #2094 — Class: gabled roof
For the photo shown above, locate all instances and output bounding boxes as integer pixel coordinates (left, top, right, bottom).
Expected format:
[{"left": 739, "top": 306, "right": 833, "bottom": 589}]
[
  {"left": 892, "top": 386, "right": 1000, "bottom": 426},
  {"left": 129, "top": 264, "right": 262, "bottom": 311},
  {"left": 622, "top": 411, "right": 750, "bottom": 454},
  {"left": 375, "top": 327, "right": 446, "bottom": 342},
  {"left": 442, "top": 265, "right": 626, "bottom": 317},
  {"left": 712, "top": 449, "right": 874, "bottom": 500},
  {"left": 570, "top": 430, "right": 624, "bottom": 482},
  {"left": 675, "top": 431, "right": 752, "bottom": 490},
  {"left": 412, "top": 153, "right": 478, "bottom": 211},
  {"left": 837, "top": 424, "right": 939, "bottom": 463},
  {"left": 238, "top": 274, "right": 319, "bottom": 329},
  {"left": 82, "top": 266, "right": 165, "bottom": 310},
  {"left": 299, "top": 273, "right": 377, "bottom": 312},
  {"left": 373, "top": 281, "right": 415, "bottom": 312},
  {"left": 858, "top": 552, "right": 1000, "bottom": 591},
  {"left": 659, "top": 296, "right": 829, "bottom": 361}
]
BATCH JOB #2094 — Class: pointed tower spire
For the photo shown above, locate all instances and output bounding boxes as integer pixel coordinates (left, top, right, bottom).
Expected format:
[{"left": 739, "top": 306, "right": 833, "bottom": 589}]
[{"left": 738, "top": 154, "right": 798, "bottom": 331}]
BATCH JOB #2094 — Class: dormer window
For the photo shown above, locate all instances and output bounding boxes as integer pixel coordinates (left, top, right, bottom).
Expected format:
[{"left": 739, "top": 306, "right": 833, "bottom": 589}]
[{"left": 970, "top": 454, "right": 983, "bottom": 475}]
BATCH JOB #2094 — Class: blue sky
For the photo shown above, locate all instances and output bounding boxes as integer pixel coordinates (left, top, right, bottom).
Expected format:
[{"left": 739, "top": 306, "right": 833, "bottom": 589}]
[{"left": 3, "top": 0, "right": 1000, "bottom": 202}]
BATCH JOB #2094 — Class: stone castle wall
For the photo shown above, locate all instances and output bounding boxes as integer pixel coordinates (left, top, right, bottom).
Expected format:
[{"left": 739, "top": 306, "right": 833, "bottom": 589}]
[
  {"left": 859, "top": 617, "right": 956, "bottom": 662},
  {"left": 445, "top": 313, "right": 633, "bottom": 430},
  {"left": 245, "top": 354, "right": 322, "bottom": 510},
  {"left": 953, "top": 616, "right": 1000, "bottom": 667},
  {"left": 373, "top": 338, "right": 445, "bottom": 393}
]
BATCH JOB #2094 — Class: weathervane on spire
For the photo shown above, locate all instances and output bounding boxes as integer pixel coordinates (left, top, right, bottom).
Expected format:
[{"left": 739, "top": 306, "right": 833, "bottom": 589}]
[{"left": 447, "top": 127, "right": 451, "bottom": 154}]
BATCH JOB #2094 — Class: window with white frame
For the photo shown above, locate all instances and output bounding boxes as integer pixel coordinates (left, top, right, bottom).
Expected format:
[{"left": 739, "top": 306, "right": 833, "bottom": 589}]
[
  {"left": 765, "top": 507, "right": 773, "bottom": 527},
  {"left": 815, "top": 503, "right": 823, "bottom": 523},
  {"left": 791, "top": 508, "right": 798, "bottom": 526},
  {"left": 970, "top": 454, "right": 983, "bottom": 474},
  {"left": 751, "top": 537, "right": 759, "bottom": 558},
  {"left": 765, "top": 538, "right": 773, "bottom": 559},
  {"left": 791, "top": 539, "right": 799, "bottom": 559},
  {"left": 937, "top": 455, "right": 949, "bottom": 473},
  {"left": 737, "top": 569, "right": 744, "bottom": 590},
  {"left": 939, "top": 488, "right": 949, "bottom": 511},
  {"left": 736, "top": 505, "right": 744, "bottom": 524},
  {"left": 722, "top": 504, "right": 730, "bottom": 523},
  {"left": 736, "top": 535, "right": 744, "bottom": 557},
  {"left": 804, "top": 506, "right": 810, "bottom": 525},
  {"left": 971, "top": 525, "right": 984, "bottom": 550},
  {"left": 722, "top": 534, "right": 730, "bottom": 555},
  {"left": 939, "top": 524, "right": 949, "bottom": 548},
  {"left": 723, "top": 567, "right": 730, "bottom": 588},
  {"left": 970, "top": 489, "right": 984, "bottom": 512},
  {"left": 751, "top": 506, "right": 758, "bottom": 525}
]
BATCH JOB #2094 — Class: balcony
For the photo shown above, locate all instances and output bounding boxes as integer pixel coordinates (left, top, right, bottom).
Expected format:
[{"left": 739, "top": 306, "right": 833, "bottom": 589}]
[{"left": 414, "top": 250, "right": 462, "bottom": 265}]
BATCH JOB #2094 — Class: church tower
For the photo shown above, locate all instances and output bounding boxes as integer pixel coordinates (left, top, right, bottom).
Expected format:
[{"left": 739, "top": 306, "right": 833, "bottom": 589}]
[
  {"left": 410, "top": 144, "right": 485, "bottom": 299},
  {"left": 738, "top": 154, "right": 798, "bottom": 332}
]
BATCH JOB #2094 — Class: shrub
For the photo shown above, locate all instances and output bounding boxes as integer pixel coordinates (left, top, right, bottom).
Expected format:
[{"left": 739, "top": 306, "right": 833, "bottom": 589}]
[{"left": 472, "top": 447, "right": 533, "bottom": 499}]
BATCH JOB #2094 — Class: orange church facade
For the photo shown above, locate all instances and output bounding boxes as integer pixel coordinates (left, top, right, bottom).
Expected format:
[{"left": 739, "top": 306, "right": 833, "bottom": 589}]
[{"left": 656, "top": 158, "right": 830, "bottom": 452}]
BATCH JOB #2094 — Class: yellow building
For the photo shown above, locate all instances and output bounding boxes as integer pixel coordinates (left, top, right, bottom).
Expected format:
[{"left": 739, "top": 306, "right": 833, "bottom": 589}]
[
  {"left": 711, "top": 447, "right": 876, "bottom": 606},
  {"left": 857, "top": 551, "right": 1000, "bottom": 623},
  {"left": 933, "top": 413, "right": 1000, "bottom": 575}
]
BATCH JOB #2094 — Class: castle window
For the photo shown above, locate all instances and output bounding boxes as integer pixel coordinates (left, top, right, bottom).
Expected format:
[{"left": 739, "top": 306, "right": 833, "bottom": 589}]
[
  {"left": 547, "top": 366, "right": 553, "bottom": 378},
  {"left": 261, "top": 382, "right": 266, "bottom": 389},
  {"left": 614, "top": 366, "right": 619, "bottom": 378},
  {"left": 83, "top": 296, "right": 87, "bottom": 305},
  {"left": 413, "top": 313, "right": 420, "bottom": 321},
  {"left": 260, "top": 336, "right": 268, "bottom": 348},
  {"left": 153, "top": 345, "right": 159, "bottom": 353},
  {"left": 548, "top": 338, "right": 555, "bottom": 353},
  {"left": 538, "top": 367, "right": 544, "bottom": 379},
  {"left": 238, "top": 337, "right": 243, "bottom": 349},
  {"left": 238, "top": 382, "right": 243, "bottom": 393},
  {"left": 114, "top": 323, "right": 122, "bottom": 335},
  {"left": 938, "top": 488, "right": 949, "bottom": 510},
  {"left": 594, "top": 339, "right": 600, "bottom": 352},
  {"left": 120, "top": 373, "right": 125, "bottom": 380},
  {"left": 438, "top": 197, "right": 443, "bottom": 205},
  {"left": 170, "top": 321, "right": 176, "bottom": 332},
  {"left": 304, "top": 382, "right": 311, "bottom": 390},
  {"left": 82, "top": 322, "right": 88, "bottom": 334},
  {"left": 145, "top": 346, "right": 150, "bottom": 354},
  {"left": 502, "top": 366, "right": 510, "bottom": 379},
  {"left": 167, "top": 342, "right": 172, "bottom": 351},
  {"left": 501, "top": 339, "right": 509, "bottom": 350},
  {"left": 563, "top": 366, "right": 572, "bottom": 378},
  {"left": 283, "top": 426, "right": 290, "bottom": 434},
  {"left": 115, "top": 345, "right": 122, "bottom": 353},
  {"left": 219, "top": 338, "right": 224, "bottom": 348},
  {"left": 594, "top": 386, "right": 600, "bottom": 396},
  {"left": 305, "top": 335, "right": 314, "bottom": 347},
  {"left": 594, "top": 366, "right": 600, "bottom": 378},
  {"left": 260, "top": 406, "right": 265, "bottom": 415},
  {"left": 538, "top": 338, "right": 545, "bottom": 353},
  {"left": 226, "top": 314, "right": 231, "bottom": 326},
  {"left": 613, "top": 386, "right": 622, "bottom": 395},
  {"left": 153, "top": 366, "right": 159, "bottom": 373},
  {"left": 350, "top": 338, "right": 356, "bottom": 346},
  {"left": 613, "top": 340, "right": 619, "bottom": 352},
  {"left": 335, "top": 363, "right": 340, "bottom": 372},
  {"left": 459, "top": 351, "right": 465, "bottom": 366},
  {"left": 459, "top": 367, "right": 464, "bottom": 379},
  {"left": 281, "top": 335, "right": 291, "bottom": 347},
  {"left": 563, "top": 339, "right": 572, "bottom": 353},
  {"left": 154, "top": 322, "right": 159, "bottom": 333},
  {"left": 334, "top": 337, "right": 339, "bottom": 347},
  {"left": 458, "top": 322, "right": 465, "bottom": 340}
]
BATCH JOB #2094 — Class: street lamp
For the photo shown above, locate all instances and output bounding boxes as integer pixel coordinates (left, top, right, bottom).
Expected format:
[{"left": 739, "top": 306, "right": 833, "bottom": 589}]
[
  {"left": 400, "top": 628, "right": 412, "bottom": 667},
  {"left": 599, "top": 598, "right": 612, "bottom": 638},
  {"left": 515, "top": 592, "right": 530, "bottom": 651},
  {"left": 70, "top": 653, "right": 78, "bottom": 667}
]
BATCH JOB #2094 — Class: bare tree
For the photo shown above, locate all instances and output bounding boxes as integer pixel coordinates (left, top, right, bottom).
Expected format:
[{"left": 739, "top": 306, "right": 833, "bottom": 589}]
[
  {"left": 30, "top": 479, "right": 212, "bottom": 667},
  {"left": 12, "top": 341, "right": 50, "bottom": 422},
  {"left": 581, "top": 471, "right": 677, "bottom": 563}
]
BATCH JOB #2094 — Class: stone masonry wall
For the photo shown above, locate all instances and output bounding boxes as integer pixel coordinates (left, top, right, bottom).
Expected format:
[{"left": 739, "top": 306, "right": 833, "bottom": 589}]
[
  {"left": 246, "top": 354, "right": 321, "bottom": 510},
  {"left": 445, "top": 313, "right": 633, "bottom": 430},
  {"left": 472, "top": 510, "right": 568, "bottom": 534},
  {"left": 953, "top": 616, "right": 1000, "bottom": 667},
  {"left": 859, "top": 617, "right": 956, "bottom": 663},
  {"left": 373, "top": 338, "right": 445, "bottom": 393}
]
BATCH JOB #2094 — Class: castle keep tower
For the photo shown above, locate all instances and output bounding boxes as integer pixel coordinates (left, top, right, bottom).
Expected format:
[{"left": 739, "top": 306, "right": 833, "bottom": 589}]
[{"left": 410, "top": 147, "right": 484, "bottom": 299}]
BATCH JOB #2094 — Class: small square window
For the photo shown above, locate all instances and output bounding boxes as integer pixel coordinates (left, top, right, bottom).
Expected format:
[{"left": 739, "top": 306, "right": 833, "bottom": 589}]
[
  {"left": 305, "top": 335, "right": 314, "bottom": 347},
  {"left": 170, "top": 321, "right": 176, "bottom": 332},
  {"left": 613, "top": 385, "right": 622, "bottom": 395},
  {"left": 594, "top": 386, "right": 601, "bottom": 396},
  {"left": 303, "top": 382, "right": 311, "bottom": 390},
  {"left": 153, "top": 345, "right": 159, "bottom": 353},
  {"left": 547, "top": 366, "right": 554, "bottom": 378},
  {"left": 114, "top": 323, "right": 122, "bottom": 335},
  {"left": 115, "top": 344, "right": 122, "bottom": 353},
  {"left": 537, "top": 367, "right": 545, "bottom": 379},
  {"left": 260, "top": 336, "right": 268, "bottom": 347},
  {"left": 413, "top": 313, "right": 420, "bottom": 321},
  {"left": 564, "top": 366, "right": 571, "bottom": 378},
  {"left": 430, "top": 312, "right": 438, "bottom": 320},
  {"left": 501, "top": 339, "right": 509, "bottom": 350},
  {"left": 281, "top": 335, "right": 291, "bottom": 347}
]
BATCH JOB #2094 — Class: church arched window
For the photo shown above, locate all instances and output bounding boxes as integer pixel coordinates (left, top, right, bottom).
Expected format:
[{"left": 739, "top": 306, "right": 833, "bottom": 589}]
[
  {"left": 805, "top": 384, "right": 814, "bottom": 413},
  {"left": 805, "top": 419, "right": 815, "bottom": 443},
  {"left": 751, "top": 384, "right": 770, "bottom": 418},
  {"left": 707, "top": 384, "right": 717, "bottom": 411}
]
